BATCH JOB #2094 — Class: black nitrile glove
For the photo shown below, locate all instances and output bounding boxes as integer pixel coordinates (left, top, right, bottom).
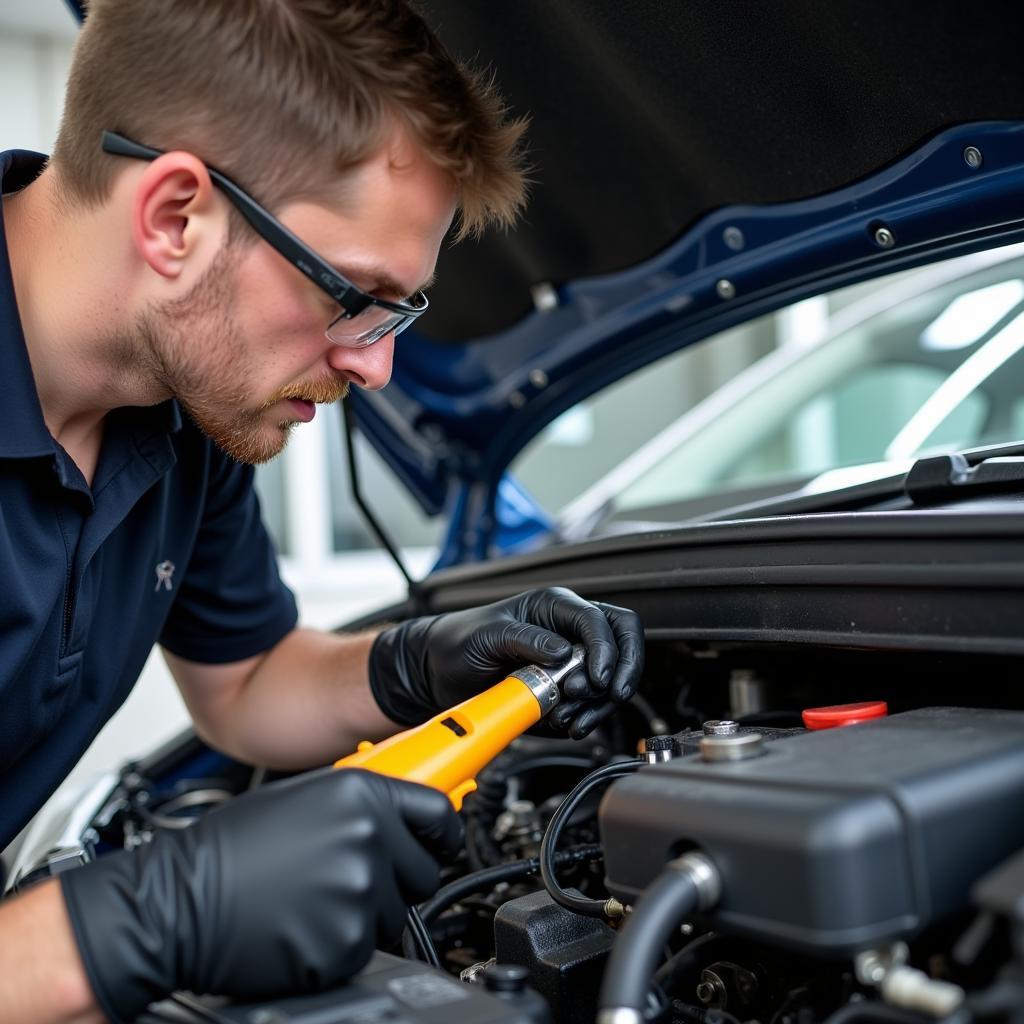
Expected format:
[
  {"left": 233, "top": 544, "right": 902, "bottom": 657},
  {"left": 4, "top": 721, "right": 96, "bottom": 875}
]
[
  {"left": 369, "top": 587, "right": 644, "bottom": 739},
  {"left": 60, "top": 768, "right": 462, "bottom": 1023}
]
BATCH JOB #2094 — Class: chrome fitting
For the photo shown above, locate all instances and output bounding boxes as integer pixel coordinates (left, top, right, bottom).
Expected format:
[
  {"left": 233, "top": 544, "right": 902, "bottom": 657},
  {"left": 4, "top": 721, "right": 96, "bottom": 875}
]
[
  {"left": 855, "top": 943, "right": 964, "bottom": 1017},
  {"left": 510, "top": 644, "right": 586, "bottom": 715},
  {"left": 667, "top": 851, "right": 721, "bottom": 910}
]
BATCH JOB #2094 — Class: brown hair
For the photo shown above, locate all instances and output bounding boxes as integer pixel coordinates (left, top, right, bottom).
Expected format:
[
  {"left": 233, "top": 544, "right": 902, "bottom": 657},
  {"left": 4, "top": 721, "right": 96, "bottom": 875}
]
[{"left": 51, "top": 0, "right": 528, "bottom": 240}]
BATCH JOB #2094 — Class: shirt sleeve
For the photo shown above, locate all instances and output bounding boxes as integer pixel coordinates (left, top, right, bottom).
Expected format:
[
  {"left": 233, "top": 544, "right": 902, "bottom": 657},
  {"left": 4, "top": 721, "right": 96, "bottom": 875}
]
[{"left": 159, "top": 441, "right": 298, "bottom": 664}]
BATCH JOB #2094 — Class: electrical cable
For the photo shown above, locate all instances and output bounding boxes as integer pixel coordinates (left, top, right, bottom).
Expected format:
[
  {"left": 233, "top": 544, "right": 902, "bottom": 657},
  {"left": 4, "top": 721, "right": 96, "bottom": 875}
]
[
  {"left": 598, "top": 854, "right": 720, "bottom": 1024},
  {"left": 539, "top": 759, "right": 642, "bottom": 917},
  {"left": 403, "top": 905, "right": 441, "bottom": 968},
  {"left": 418, "top": 843, "right": 603, "bottom": 925},
  {"left": 505, "top": 754, "right": 596, "bottom": 776}
]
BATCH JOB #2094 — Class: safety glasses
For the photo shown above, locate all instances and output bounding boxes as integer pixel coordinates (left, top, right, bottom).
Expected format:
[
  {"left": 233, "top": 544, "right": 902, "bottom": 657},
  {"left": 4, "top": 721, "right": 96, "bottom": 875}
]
[{"left": 101, "top": 131, "right": 429, "bottom": 347}]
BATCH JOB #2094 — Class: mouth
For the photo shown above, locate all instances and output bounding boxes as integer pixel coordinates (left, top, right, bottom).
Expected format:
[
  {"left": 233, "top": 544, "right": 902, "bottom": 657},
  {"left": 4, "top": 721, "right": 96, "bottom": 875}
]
[{"left": 286, "top": 398, "right": 316, "bottom": 423}]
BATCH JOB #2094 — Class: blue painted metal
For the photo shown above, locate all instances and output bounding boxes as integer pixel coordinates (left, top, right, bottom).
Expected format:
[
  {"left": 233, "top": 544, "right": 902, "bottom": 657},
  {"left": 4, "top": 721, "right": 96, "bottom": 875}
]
[{"left": 351, "top": 120, "right": 1024, "bottom": 561}]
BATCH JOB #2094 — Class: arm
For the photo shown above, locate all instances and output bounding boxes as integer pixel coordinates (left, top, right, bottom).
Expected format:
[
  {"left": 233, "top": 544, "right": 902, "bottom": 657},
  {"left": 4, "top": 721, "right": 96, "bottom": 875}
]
[
  {"left": 0, "top": 881, "right": 102, "bottom": 1024},
  {"left": 165, "top": 626, "right": 400, "bottom": 769},
  {"left": 168, "top": 587, "right": 646, "bottom": 770}
]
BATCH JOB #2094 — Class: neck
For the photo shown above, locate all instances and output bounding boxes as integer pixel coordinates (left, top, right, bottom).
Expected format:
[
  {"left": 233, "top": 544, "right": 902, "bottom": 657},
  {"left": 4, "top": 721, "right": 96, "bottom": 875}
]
[{"left": 4, "top": 167, "right": 170, "bottom": 454}]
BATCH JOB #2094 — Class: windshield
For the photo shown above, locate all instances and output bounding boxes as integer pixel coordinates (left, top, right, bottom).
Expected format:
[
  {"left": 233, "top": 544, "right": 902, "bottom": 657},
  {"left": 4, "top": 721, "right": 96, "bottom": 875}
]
[{"left": 509, "top": 243, "right": 1024, "bottom": 538}]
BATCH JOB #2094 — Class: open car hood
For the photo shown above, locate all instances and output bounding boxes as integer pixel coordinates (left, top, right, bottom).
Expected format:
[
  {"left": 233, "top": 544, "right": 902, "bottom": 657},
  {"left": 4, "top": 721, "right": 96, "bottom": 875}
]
[
  {"left": 349, "top": 2, "right": 1024, "bottom": 563},
  {"left": 66, "top": 0, "right": 1024, "bottom": 564}
]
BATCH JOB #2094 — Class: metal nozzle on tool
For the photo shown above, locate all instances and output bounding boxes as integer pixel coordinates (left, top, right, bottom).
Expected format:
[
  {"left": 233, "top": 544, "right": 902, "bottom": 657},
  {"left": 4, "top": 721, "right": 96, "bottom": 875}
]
[{"left": 509, "top": 644, "right": 586, "bottom": 715}]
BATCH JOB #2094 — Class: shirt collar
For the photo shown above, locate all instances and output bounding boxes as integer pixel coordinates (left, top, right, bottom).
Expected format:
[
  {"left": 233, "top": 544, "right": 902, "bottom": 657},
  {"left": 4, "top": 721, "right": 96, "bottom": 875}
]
[{"left": 0, "top": 151, "right": 183, "bottom": 461}]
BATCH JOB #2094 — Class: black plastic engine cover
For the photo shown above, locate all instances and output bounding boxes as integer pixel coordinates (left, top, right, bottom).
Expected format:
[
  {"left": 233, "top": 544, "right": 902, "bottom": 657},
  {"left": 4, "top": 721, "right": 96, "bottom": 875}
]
[
  {"left": 600, "top": 707, "right": 1024, "bottom": 956},
  {"left": 493, "top": 889, "right": 615, "bottom": 1024}
]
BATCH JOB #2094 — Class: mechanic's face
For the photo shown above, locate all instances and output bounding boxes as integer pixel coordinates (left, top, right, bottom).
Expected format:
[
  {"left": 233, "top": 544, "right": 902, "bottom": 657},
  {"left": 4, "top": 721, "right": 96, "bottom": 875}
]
[{"left": 142, "top": 137, "right": 456, "bottom": 464}]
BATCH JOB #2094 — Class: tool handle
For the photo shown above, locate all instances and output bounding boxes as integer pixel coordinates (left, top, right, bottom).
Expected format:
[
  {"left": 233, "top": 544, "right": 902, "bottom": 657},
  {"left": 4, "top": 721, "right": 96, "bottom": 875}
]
[{"left": 334, "top": 676, "right": 543, "bottom": 810}]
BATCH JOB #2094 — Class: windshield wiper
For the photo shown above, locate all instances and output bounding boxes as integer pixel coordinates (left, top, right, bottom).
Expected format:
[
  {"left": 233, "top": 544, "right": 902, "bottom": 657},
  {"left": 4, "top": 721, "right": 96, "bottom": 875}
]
[{"left": 695, "top": 440, "right": 1024, "bottom": 522}]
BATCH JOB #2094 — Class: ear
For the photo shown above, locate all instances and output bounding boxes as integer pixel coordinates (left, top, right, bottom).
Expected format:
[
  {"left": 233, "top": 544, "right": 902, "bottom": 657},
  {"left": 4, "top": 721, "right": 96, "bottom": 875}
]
[{"left": 130, "top": 152, "right": 226, "bottom": 281}]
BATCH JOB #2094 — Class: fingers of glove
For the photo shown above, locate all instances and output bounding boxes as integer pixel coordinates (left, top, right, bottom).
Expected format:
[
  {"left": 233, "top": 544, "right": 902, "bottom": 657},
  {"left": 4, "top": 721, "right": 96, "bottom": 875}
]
[
  {"left": 488, "top": 621, "right": 573, "bottom": 668},
  {"left": 594, "top": 601, "right": 646, "bottom": 701},
  {"left": 547, "top": 698, "right": 588, "bottom": 732},
  {"left": 521, "top": 587, "right": 619, "bottom": 690},
  {"left": 561, "top": 666, "right": 593, "bottom": 700},
  {"left": 382, "top": 817, "right": 445, "bottom": 905},
  {"left": 568, "top": 698, "right": 621, "bottom": 740},
  {"left": 387, "top": 777, "right": 465, "bottom": 862}
]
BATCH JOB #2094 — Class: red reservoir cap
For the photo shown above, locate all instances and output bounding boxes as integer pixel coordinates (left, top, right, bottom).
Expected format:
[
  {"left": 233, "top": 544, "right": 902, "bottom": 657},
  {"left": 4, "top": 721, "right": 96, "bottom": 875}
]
[{"left": 802, "top": 701, "right": 888, "bottom": 730}]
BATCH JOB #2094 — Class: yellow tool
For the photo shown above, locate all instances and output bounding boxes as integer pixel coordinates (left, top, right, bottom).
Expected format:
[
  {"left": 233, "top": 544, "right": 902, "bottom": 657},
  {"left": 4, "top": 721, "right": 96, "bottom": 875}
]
[{"left": 334, "top": 645, "right": 586, "bottom": 810}]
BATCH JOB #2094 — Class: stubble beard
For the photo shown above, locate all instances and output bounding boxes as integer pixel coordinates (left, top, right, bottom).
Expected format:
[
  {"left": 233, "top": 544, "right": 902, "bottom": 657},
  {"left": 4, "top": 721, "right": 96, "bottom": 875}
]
[{"left": 137, "top": 246, "right": 349, "bottom": 465}]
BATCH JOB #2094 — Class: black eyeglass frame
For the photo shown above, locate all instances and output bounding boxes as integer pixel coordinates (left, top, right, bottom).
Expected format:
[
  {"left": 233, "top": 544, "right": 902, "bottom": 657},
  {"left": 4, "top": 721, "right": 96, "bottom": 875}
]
[{"left": 101, "top": 130, "right": 429, "bottom": 338}]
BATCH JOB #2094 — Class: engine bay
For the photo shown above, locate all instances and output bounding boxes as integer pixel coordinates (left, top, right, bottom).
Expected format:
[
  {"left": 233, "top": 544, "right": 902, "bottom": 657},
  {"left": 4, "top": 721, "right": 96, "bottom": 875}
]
[{"left": 11, "top": 641, "right": 1024, "bottom": 1024}]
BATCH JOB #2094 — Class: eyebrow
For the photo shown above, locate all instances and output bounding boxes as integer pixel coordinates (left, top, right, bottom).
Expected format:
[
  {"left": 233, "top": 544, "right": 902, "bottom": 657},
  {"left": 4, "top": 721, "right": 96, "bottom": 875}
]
[{"left": 332, "top": 261, "right": 436, "bottom": 301}]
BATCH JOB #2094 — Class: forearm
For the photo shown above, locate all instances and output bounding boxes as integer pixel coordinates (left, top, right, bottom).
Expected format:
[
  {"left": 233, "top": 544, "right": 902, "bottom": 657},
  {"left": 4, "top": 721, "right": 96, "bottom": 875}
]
[
  {"left": 0, "top": 880, "right": 102, "bottom": 1024},
  {"left": 170, "top": 628, "right": 402, "bottom": 770}
]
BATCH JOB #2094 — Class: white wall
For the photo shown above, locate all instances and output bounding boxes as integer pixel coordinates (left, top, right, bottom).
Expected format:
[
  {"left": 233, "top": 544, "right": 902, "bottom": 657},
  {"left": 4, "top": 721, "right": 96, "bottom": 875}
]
[{"left": 0, "top": 6, "right": 75, "bottom": 152}]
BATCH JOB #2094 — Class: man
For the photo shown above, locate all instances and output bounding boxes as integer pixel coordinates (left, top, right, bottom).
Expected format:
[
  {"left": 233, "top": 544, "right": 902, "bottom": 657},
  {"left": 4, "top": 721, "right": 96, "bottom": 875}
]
[{"left": 0, "top": 1, "right": 644, "bottom": 1021}]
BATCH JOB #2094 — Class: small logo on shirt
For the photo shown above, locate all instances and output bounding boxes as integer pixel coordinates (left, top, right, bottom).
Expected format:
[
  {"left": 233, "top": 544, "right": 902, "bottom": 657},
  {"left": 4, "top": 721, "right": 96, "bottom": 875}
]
[{"left": 154, "top": 560, "right": 176, "bottom": 593}]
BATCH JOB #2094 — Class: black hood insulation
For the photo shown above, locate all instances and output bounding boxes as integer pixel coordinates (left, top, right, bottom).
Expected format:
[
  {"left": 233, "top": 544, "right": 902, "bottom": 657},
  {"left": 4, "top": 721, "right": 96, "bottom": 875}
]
[{"left": 416, "top": 0, "right": 1024, "bottom": 341}]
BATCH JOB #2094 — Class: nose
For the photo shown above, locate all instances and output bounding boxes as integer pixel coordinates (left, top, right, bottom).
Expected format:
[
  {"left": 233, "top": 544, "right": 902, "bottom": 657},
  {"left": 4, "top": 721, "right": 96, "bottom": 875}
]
[{"left": 325, "top": 332, "right": 395, "bottom": 391}]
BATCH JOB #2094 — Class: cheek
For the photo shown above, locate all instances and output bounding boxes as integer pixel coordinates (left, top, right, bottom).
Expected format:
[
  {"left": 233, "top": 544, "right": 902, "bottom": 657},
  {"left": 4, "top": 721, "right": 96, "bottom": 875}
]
[{"left": 235, "top": 277, "right": 327, "bottom": 364}]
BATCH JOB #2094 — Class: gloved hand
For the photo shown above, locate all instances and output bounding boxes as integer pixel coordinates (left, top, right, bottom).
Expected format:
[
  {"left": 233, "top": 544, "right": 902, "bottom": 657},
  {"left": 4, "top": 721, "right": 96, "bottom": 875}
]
[
  {"left": 369, "top": 587, "right": 644, "bottom": 739},
  {"left": 60, "top": 768, "right": 462, "bottom": 1023}
]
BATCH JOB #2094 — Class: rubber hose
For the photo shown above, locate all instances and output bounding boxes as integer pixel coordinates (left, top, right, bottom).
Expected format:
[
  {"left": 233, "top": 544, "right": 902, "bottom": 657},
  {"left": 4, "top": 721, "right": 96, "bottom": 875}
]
[
  {"left": 539, "top": 760, "right": 641, "bottom": 917},
  {"left": 599, "top": 866, "right": 702, "bottom": 1016}
]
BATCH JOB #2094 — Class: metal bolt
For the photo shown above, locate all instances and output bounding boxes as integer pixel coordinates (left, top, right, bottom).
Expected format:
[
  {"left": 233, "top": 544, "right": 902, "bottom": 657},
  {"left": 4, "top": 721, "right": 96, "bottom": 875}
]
[
  {"left": 697, "top": 969, "right": 729, "bottom": 1008},
  {"left": 855, "top": 943, "right": 909, "bottom": 987},
  {"left": 873, "top": 225, "right": 896, "bottom": 249},
  {"left": 644, "top": 736, "right": 676, "bottom": 763},
  {"left": 723, "top": 226, "right": 745, "bottom": 251},
  {"left": 701, "top": 732, "right": 765, "bottom": 762},
  {"left": 604, "top": 897, "right": 626, "bottom": 920},
  {"left": 963, "top": 146, "right": 983, "bottom": 170},
  {"left": 716, "top": 279, "right": 736, "bottom": 300},
  {"left": 703, "top": 720, "right": 739, "bottom": 736},
  {"left": 508, "top": 390, "right": 526, "bottom": 409},
  {"left": 528, "top": 368, "right": 549, "bottom": 389}
]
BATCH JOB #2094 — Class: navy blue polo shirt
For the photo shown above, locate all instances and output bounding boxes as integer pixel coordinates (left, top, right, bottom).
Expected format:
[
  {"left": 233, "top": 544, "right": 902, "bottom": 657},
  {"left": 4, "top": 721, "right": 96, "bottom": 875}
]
[{"left": 0, "top": 151, "right": 299, "bottom": 846}]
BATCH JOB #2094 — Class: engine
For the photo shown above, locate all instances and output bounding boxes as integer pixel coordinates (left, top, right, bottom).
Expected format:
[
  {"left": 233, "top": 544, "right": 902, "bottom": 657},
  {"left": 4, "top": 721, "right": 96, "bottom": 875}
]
[{"left": 9, "top": 645, "right": 1024, "bottom": 1024}]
